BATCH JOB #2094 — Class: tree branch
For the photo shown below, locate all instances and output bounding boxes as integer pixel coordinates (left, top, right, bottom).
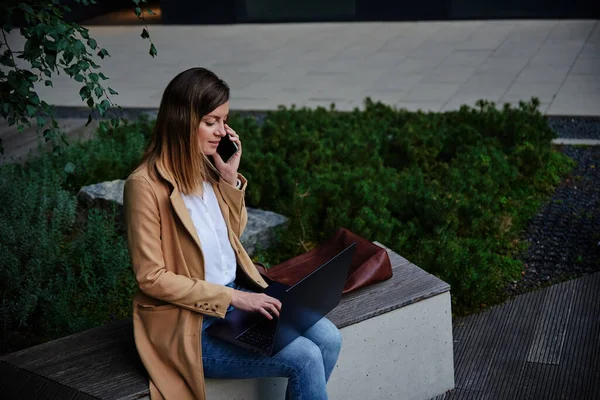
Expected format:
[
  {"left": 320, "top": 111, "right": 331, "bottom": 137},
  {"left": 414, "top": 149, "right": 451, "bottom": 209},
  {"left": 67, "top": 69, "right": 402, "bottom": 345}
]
[{"left": 1, "top": 28, "right": 19, "bottom": 70}]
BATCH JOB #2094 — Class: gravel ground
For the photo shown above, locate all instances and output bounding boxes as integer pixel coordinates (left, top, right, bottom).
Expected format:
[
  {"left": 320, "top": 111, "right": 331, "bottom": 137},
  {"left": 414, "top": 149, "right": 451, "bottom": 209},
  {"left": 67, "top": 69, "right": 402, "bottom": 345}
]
[
  {"left": 547, "top": 116, "right": 600, "bottom": 139},
  {"left": 506, "top": 144, "right": 600, "bottom": 296}
]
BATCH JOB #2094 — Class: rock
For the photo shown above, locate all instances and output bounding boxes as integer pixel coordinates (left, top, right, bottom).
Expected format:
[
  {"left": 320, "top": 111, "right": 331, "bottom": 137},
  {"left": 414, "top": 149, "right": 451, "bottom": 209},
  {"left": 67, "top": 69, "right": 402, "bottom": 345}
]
[
  {"left": 77, "top": 179, "right": 125, "bottom": 209},
  {"left": 241, "top": 209, "right": 288, "bottom": 256},
  {"left": 77, "top": 180, "right": 288, "bottom": 256}
]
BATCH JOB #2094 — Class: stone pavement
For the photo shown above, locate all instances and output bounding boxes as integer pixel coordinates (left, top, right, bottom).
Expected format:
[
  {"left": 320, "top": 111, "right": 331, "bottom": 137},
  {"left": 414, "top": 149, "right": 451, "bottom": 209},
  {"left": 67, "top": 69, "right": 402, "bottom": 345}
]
[{"left": 5, "top": 20, "right": 600, "bottom": 115}]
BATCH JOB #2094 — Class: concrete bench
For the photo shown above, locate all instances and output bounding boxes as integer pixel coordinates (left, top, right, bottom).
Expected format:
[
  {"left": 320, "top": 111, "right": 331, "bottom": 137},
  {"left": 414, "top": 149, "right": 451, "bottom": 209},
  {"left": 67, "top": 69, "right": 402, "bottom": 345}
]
[{"left": 0, "top": 244, "right": 454, "bottom": 400}]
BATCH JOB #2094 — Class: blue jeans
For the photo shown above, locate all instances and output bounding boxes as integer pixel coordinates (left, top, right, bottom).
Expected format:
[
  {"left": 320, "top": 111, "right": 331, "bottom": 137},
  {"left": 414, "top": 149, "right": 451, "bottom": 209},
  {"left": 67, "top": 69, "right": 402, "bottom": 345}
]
[{"left": 202, "top": 281, "right": 342, "bottom": 400}]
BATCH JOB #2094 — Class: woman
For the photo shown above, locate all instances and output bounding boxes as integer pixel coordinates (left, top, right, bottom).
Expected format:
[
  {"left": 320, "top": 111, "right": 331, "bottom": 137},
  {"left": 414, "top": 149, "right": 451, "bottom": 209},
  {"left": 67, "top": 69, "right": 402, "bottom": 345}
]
[{"left": 123, "top": 67, "right": 342, "bottom": 400}]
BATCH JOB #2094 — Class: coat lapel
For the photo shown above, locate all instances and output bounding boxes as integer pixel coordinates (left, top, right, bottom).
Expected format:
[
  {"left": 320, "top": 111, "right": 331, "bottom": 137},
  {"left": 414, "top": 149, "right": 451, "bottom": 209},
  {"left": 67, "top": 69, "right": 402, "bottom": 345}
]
[
  {"left": 155, "top": 161, "right": 202, "bottom": 251},
  {"left": 170, "top": 188, "right": 202, "bottom": 251}
]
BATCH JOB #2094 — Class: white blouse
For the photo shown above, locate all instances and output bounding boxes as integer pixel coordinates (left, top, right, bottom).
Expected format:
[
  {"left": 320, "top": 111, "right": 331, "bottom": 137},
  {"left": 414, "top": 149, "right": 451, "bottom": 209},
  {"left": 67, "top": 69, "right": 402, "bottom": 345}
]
[{"left": 181, "top": 182, "right": 237, "bottom": 286}]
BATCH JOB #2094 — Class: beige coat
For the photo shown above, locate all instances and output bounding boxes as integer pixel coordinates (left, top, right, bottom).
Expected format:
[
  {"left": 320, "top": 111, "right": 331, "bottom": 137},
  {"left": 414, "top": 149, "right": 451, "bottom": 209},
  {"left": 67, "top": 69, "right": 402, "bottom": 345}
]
[{"left": 123, "top": 161, "right": 268, "bottom": 400}]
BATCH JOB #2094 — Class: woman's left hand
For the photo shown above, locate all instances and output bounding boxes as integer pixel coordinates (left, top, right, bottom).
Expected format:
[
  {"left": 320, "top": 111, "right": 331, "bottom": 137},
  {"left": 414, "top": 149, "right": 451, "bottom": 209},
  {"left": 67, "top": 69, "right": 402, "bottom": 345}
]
[{"left": 213, "top": 123, "right": 242, "bottom": 186}]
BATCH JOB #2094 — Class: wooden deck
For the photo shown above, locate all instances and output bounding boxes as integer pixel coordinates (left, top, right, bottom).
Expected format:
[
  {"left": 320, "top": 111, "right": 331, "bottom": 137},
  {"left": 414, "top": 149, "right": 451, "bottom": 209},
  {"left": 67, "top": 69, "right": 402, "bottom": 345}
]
[
  {"left": 435, "top": 272, "right": 600, "bottom": 400},
  {"left": 0, "top": 247, "right": 449, "bottom": 399}
]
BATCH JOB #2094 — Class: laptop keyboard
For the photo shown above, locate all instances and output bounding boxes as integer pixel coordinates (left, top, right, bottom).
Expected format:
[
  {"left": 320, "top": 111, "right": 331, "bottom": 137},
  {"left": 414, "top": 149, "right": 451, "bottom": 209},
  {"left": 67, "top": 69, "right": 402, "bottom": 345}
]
[{"left": 237, "top": 320, "right": 277, "bottom": 350}]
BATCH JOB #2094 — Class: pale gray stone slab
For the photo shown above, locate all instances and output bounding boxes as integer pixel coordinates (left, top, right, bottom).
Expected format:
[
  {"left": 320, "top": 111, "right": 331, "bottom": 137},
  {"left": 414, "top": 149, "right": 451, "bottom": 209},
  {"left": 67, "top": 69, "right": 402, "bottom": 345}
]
[
  {"left": 570, "top": 54, "right": 600, "bottom": 75},
  {"left": 407, "top": 83, "right": 461, "bottom": 102},
  {"left": 502, "top": 81, "right": 562, "bottom": 104},
  {"left": 515, "top": 66, "right": 571, "bottom": 84},
  {"left": 547, "top": 93, "right": 600, "bottom": 116},
  {"left": 439, "top": 50, "right": 492, "bottom": 67},
  {"left": 420, "top": 66, "right": 477, "bottom": 84}
]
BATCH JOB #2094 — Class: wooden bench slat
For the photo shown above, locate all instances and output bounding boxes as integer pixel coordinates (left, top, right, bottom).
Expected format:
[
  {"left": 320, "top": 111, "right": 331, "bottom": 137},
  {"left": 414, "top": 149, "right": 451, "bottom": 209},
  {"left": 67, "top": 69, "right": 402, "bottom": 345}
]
[
  {"left": 0, "top": 360, "right": 96, "bottom": 400},
  {"left": 1, "top": 320, "right": 147, "bottom": 399}
]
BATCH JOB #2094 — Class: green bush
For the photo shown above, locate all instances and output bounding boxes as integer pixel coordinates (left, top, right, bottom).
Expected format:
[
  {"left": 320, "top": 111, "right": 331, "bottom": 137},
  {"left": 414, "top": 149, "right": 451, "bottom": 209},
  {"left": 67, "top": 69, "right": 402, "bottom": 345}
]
[
  {"left": 235, "top": 99, "right": 574, "bottom": 314},
  {"left": 26, "top": 115, "right": 152, "bottom": 192},
  {"left": 0, "top": 98, "right": 574, "bottom": 354},
  {"left": 0, "top": 149, "right": 135, "bottom": 353}
]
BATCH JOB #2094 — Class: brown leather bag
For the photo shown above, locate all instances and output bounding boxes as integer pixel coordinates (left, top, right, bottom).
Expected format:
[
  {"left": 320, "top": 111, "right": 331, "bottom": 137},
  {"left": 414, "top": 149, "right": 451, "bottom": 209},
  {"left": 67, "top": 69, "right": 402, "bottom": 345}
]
[{"left": 255, "top": 228, "right": 393, "bottom": 294}]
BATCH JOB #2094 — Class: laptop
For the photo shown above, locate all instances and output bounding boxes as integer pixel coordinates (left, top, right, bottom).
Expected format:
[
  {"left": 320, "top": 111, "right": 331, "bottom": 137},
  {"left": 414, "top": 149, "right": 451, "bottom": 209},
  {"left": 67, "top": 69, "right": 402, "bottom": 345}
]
[{"left": 206, "top": 243, "right": 356, "bottom": 356}]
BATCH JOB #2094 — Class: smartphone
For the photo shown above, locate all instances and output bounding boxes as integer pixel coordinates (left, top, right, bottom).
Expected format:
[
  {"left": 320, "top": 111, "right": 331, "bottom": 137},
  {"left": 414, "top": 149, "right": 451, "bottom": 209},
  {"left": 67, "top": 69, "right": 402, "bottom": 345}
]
[{"left": 216, "top": 135, "right": 239, "bottom": 163}]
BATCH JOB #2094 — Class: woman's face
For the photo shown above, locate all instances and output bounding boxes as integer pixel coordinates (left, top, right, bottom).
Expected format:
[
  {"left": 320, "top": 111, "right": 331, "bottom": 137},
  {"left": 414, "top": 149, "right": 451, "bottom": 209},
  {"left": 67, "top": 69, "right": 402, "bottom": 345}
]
[{"left": 197, "top": 101, "right": 230, "bottom": 156}]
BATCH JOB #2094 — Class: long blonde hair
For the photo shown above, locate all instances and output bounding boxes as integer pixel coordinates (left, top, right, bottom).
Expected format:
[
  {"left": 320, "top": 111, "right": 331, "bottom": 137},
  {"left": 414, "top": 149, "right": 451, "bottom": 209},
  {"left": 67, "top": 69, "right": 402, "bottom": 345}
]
[{"left": 141, "top": 67, "right": 230, "bottom": 194}]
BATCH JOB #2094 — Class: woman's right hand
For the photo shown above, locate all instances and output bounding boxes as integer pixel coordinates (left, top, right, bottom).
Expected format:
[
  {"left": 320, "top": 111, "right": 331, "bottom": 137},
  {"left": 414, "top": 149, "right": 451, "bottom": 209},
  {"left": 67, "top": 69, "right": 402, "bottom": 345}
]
[{"left": 230, "top": 290, "right": 282, "bottom": 320}]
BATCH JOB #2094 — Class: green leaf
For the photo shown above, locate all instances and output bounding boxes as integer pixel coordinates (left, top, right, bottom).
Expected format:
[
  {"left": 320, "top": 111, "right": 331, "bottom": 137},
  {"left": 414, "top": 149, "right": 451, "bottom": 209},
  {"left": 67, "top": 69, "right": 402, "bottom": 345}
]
[
  {"left": 141, "top": 28, "right": 149, "bottom": 39},
  {"left": 45, "top": 80, "right": 53, "bottom": 87},
  {"left": 64, "top": 162, "right": 76, "bottom": 174},
  {"left": 74, "top": 74, "right": 84, "bottom": 82},
  {"left": 133, "top": 0, "right": 140, "bottom": 4},
  {"left": 94, "top": 86, "right": 103, "bottom": 98},
  {"left": 97, "top": 48, "right": 109, "bottom": 59},
  {"left": 29, "top": 93, "right": 40, "bottom": 106},
  {"left": 134, "top": 7, "right": 142, "bottom": 17},
  {"left": 43, "top": 69, "right": 52, "bottom": 77},
  {"left": 101, "top": 99, "right": 111, "bottom": 108},
  {"left": 110, "top": 117, "right": 119, "bottom": 128},
  {"left": 73, "top": 40, "right": 86, "bottom": 56},
  {"left": 146, "top": 8, "right": 156, "bottom": 15},
  {"left": 87, "top": 38, "right": 97, "bottom": 50},
  {"left": 87, "top": 98, "right": 94, "bottom": 108},
  {"left": 97, "top": 103, "right": 106, "bottom": 116},
  {"left": 1, "top": 102, "right": 10, "bottom": 116},
  {"left": 36, "top": 116, "right": 47, "bottom": 126},
  {"left": 57, "top": 39, "right": 68, "bottom": 52},
  {"left": 80, "top": 29, "right": 89, "bottom": 39},
  {"left": 89, "top": 73, "right": 99, "bottom": 83},
  {"left": 149, "top": 43, "right": 157, "bottom": 57},
  {"left": 65, "top": 64, "right": 81, "bottom": 77},
  {"left": 108, "top": 87, "right": 118, "bottom": 95},
  {"left": 99, "top": 120, "right": 109, "bottom": 133},
  {"left": 46, "top": 54, "right": 56, "bottom": 70},
  {"left": 26, "top": 105, "right": 37, "bottom": 117},
  {"left": 98, "top": 72, "right": 108, "bottom": 80},
  {"left": 79, "top": 86, "right": 91, "bottom": 101},
  {"left": 18, "top": 3, "right": 34, "bottom": 14},
  {"left": 86, "top": 114, "right": 93, "bottom": 126}
]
